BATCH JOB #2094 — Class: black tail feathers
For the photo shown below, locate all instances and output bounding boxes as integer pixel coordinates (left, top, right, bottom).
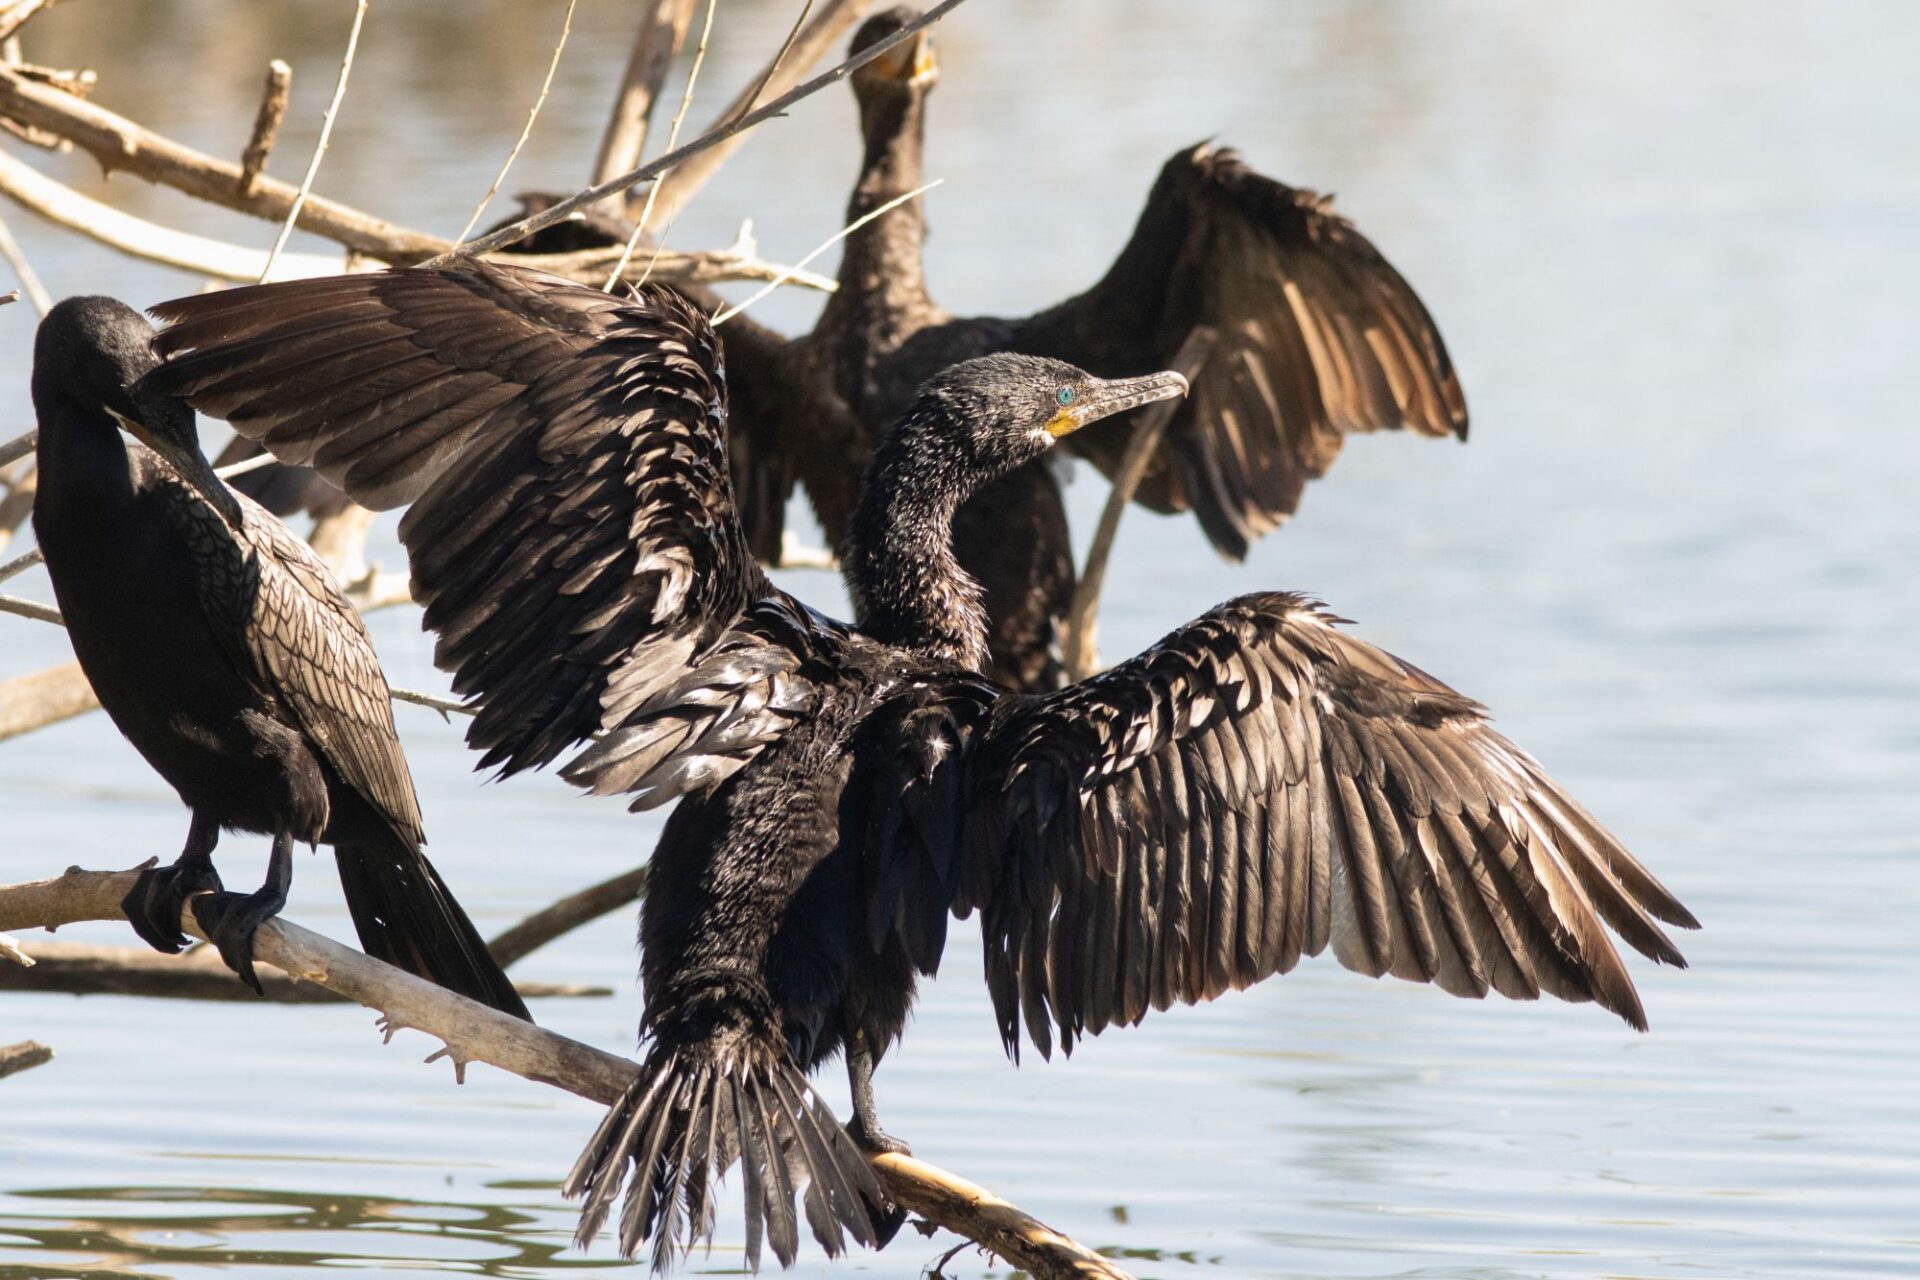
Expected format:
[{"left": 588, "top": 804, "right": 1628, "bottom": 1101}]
[
  {"left": 333, "top": 838, "right": 531, "bottom": 1021},
  {"left": 566, "top": 1036, "right": 889, "bottom": 1272}
]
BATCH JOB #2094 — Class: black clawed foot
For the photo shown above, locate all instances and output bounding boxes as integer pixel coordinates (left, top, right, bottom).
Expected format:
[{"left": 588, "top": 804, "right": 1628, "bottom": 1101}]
[
  {"left": 121, "top": 861, "right": 223, "bottom": 954},
  {"left": 190, "top": 888, "right": 284, "bottom": 996},
  {"left": 847, "top": 1114, "right": 912, "bottom": 1158}
]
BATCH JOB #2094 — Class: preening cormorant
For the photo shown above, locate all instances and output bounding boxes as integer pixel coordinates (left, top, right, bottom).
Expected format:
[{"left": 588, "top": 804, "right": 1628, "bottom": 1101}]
[
  {"left": 145, "top": 264, "right": 1691, "bottom": 1271},
  {"left": 478, "top": 8, "right": 1467, "bottom": 690},
  {"left": 29, "top": 296, "right": 528, "bottom": 1019}
]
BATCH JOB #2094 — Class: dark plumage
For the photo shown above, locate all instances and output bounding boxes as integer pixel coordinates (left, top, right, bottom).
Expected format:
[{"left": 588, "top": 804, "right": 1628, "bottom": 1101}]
[
  {"left": 473, "top": 8, "right": 1466, "bottom": 691},
  {"left": 30, "top": 296, "right": 527, "bottom": 1019},
  {"left": 144, "top": 266, "right": 1691, "bottom": 1272}
]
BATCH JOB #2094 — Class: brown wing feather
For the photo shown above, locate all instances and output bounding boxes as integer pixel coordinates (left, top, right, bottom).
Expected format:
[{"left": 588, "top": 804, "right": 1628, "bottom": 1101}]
[
  {"left": 959, "top": 593, "right": 1696, "bottom": 1060},
  {"left": 1016, "top": 144, "right": 1468, "bottom": 559}
]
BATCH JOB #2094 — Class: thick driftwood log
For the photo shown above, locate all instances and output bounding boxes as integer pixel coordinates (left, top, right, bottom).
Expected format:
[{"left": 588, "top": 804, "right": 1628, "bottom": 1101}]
[{"left": 0, "top": 864, "right": 1136, "bottom": 1280}]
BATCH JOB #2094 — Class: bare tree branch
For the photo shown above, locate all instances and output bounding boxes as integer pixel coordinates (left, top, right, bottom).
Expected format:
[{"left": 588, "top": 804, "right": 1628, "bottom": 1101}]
[
  {"left": 0, "top": 0, "right": 61, "bottom": 44},
  {"left": 645, "top": 0, "right": 871, "bottom": 230},
  {"left": 0, "top": 146, "right": 349, "bottom": 280},
  {"left": 0, "top": 65, "right": 445, "bottom": 259},
  {"left": 427, "top": 0, "right": 969, "bottom": 265},
  {"left": 0, "top": 864, "right": 1137, "bottom": 1280},
  {"left": 0, "top": 937, "right": 610, "bottom": 1003},
  {"left": 591, "top": 0, "right": 696, "bottom": 203},
  {"left": 236, "top": 59, "right": 291, "bottom": 196},
  {"left": 487, "top": 865, "right": 649, "bottom": 969},
  {"left": 0, "top": 1038, "right": 52, "bottom": 1079},
  {"left": 259, "top": 0, "right": 367, "bottom": 282},
  {"left": 1063, "top": 328, "right": 1217, "bottom": 682},
  {"left": 454, "top": 0, "right": 577, "bottom": 245}
]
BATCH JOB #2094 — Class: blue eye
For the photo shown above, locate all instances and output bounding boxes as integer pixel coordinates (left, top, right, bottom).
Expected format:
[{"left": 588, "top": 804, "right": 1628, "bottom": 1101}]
[{"left": 1055, "top": 387, "right": 1075, "bottom": 407}]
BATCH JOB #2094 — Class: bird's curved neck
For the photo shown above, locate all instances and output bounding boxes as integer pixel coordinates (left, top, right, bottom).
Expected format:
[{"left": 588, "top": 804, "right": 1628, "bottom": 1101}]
[
  {"left": 821, "top": 86, "right": 933, "bottom": 346},
  {"left": 842, "top": 428, "right": 987, "bottom": 671}
]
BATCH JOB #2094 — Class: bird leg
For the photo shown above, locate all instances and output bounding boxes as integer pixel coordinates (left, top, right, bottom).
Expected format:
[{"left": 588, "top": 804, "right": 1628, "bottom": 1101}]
[
  {"left": 121, "top": 811, "right": 224, "bottom": 954},
  {"left": 845, "top": 1031, "right": 911, "bottom": 1156},
  {"left": 189, "top": 829, "right": 293, "bottom": 996},
  {"left": 843, "top": 1030, "right": 911, "bottom": 1246}
]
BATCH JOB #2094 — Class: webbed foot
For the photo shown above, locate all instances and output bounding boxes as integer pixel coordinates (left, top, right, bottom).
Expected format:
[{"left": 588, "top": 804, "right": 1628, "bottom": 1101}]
[
  {"left": 191, "top": 887, "right": 287, "bottom": 996},
  {"left": 122, "top": 859, "right": 223, "bottom": 954}
]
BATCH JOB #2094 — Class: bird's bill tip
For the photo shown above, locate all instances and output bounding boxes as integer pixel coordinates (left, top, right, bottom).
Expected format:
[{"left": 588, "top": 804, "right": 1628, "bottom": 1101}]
[{"left": 1048, "top": 370, "right": 1189, "bottom": 438}]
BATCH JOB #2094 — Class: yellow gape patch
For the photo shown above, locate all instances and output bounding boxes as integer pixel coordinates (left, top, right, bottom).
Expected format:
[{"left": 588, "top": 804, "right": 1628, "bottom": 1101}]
[{"left": 1044, "top": 407, "right": 1079, "bottom": 438}]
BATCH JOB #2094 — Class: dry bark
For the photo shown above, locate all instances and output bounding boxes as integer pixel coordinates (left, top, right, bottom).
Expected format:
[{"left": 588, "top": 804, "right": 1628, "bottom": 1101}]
[{"left": 0, "top": 864, "right": 1135, "bottom": 1280}]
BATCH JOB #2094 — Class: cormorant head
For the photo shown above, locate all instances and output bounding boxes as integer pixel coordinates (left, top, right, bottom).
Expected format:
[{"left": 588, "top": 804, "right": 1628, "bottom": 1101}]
[
  {"left": 32, "top": 296, "right": 243, "bottom": 529},
  {"left": 888, "top": 353, "right": 1188, "bottom": 498},
  {"left": 850, "top": 6, "right": 938, "bottom": 99}
]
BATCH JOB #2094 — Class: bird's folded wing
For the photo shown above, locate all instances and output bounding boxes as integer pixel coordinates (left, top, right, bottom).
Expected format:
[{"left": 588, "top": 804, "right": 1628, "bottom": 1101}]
[
  {"left": 1017, "top": 144, "right": 1468, "bottom": 559},
  {"left": 156, "top": 463, "right": 424, "bottom": 843},
  {"left": 956, "top": 592, "right": 1697, "bottom": 1060},
  {"left": 147, "top": 266, "right": 789, "bottom": 782}
]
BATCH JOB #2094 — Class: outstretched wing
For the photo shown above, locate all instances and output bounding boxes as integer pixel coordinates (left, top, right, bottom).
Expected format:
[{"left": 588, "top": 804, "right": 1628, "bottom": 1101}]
[
  {"left": 957, "top": 592, "right": 1696, "bottom": 1059},
  {"left": 1015, "top": 144, "right": 1468, "bottom": 559},
  {"left": 147, "top": 265, "right": 826, "bottom": 793}
]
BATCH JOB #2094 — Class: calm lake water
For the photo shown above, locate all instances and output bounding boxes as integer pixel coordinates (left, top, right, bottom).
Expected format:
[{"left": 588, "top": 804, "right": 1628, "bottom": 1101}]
[{"left": 3, "top": 2, "right": 1916, "bottom": 1277}]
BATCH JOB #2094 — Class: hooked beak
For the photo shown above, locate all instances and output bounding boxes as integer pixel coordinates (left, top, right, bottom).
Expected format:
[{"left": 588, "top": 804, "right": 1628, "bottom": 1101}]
[
  {"left": 1044, "top": 370, "right": 1189, "bottom": 439},
  {"left": 109, "top": 406, "right": 245, "bottom": 531}
]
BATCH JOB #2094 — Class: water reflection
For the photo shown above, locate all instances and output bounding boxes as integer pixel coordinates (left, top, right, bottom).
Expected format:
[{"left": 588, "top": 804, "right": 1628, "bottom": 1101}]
[
  {"left": 3, "top": 0, "right": 1917, "bottom": 1278},
  {"left": 2, "top": 1183, "right": 623, "bottom": 1278}
]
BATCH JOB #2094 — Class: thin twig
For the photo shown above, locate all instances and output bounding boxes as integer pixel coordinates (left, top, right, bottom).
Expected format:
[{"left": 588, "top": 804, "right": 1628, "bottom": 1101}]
[
  {"left": 486, "top": 865, "right": 649, "bottom": 969},
  {"left": 236, "top": 59, "right": 292, "bottom": 196},
  {"left": 1062, "top": 328, "right": 1217, "bottom": 681},
  {"left": 0, "top": 0, "right": 58, "bottom": 43},
  {"left": 646, "top": 0, "right": 873, "bottom": 228},
  {"left": 604, "top": 0, "right": 717, "bottom": 291},
  {"left": 426, "top": 0, "right": 970, "bottom": 266},
  {"left": 0, "top": 204, "right": 50, "bottom": 313},
  {"left": 454, "top": 0, "right": 577, "bottom": 246},
  {"left": 259, "top": 0, "right": 368, "bottom": 284},
  {"left": 712, "top": 179, "right": 941, "bottom": 325},
  {"left": 0, "top": 547, "right": 38, "bottom": 583},
  {"left": 0, "top": 429, "right": 33, "bottom": 468},
  {"left": 716, "top": 0, "right": 815, "bottom": 134},
  {"left": 0, "top": 865, "right": 1139, "bottom": 1280},
  {"left": 388, "top": 686, "right": 474, "bottom": 719},
  {"left": 0, "top": 590, "right": 57, "bottom": 624},
  {"left": 591, "top": 0, "right": 697, "bottom": 199}
]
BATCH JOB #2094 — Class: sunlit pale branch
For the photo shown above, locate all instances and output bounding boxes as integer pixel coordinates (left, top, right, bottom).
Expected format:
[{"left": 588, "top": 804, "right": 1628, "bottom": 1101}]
[
  {"left": 713, "top": 179, "right": 941, "bottom": 325},
  {"left": 0, "top": 148, "right": 350, "bottom": 281},
  {"left": 645, "top": 0, "right": 872, "bottom": 231},
  {"left": 0, "top": 864, "right": 1138, "bottom": 1280},
  {"left": 258, "top": 0, "right": 367, "bottom": 283},
  {"left": 427, "top": 0, "right": 969, "bottom": 265},
  {"left": 0, "top": 63, "right": 445, "bottom": 259},
  {"left": 605, "top": 0, "right": 717, "bottom": 291},
  {"left": 0, "top": 202, "right": 48, "bottom": 312},
  {"left": 591, "top": 0, "right": 696, "bottom": 204},
  {"left": 236, "top": 59, "right": 291, "bottom": 196},
  {"left": 455, "top": 0, "right": 577, "bottom": 246}
]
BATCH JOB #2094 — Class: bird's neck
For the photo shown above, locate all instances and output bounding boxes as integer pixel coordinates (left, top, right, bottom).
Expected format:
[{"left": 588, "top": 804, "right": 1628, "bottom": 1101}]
[
  {"left": 822, "top": 87, "right": 933, "bottom": 345},
  {"left": 842, "top": 432, "right": 988, "bottom": 671}
]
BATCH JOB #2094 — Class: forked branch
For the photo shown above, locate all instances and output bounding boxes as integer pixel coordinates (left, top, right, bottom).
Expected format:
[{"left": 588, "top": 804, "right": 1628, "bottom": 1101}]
[{"left": 0, "top": 864, "right": 1136, "bottom": 1280}]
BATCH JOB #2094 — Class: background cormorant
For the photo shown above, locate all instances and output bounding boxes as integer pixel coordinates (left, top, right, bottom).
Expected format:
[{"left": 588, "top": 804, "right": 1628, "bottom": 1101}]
[
  {"left": 30, "top": 295, "right": 528, "bottom": 1018},
  {"left": 145, "top": 266, "right": 1689, "bottom": 1271}
]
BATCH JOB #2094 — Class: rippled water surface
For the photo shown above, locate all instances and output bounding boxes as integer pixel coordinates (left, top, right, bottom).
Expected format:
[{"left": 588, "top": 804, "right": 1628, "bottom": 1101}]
[{"left": 2, "top": 2, "right": 1915, "bottom": 1277}]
